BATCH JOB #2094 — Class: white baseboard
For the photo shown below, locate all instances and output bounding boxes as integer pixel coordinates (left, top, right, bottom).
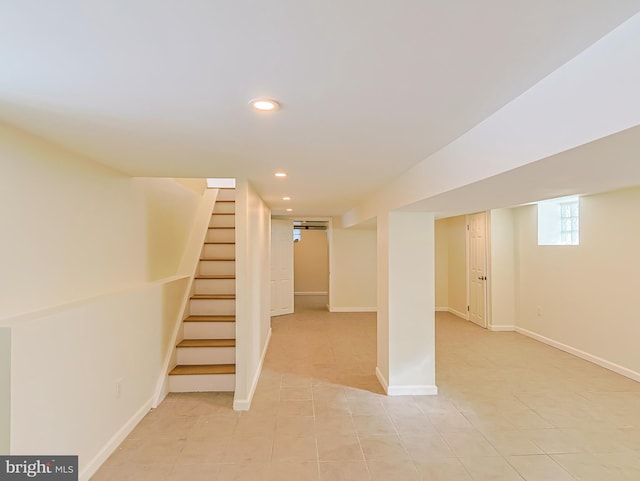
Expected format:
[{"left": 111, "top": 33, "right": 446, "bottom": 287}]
[
  {"left": 448, "top": 308, "right": 468, "bottom": 320},
  {"left": 375, "top": 367, "right": 438, "bottom": 396},
  {"left": 294, "top": 292, "right": 328, "bottom": 296},
  {"left": 388, "top": 384, "right": 438, "bottom": 396},
  {"left": 515, "top": 327, "right": 640, "bottom": 383},
  {"left": 153, "top": 389, "right": 169, "bottom": 409},
  {"left": 434, "top": 306, "right": 468, "bottom": 320},
  {"left": 490, "top": 325, "right": 516, "bottom": 332},
  {"left": 80, "top": 397, "right": 153, "bottom": 481},
  {"left": 375, "top": 367, "right": 389, "bottom": 394},
  {"left": 233, "top": 328, "right": 272, "bottom": 411},
  {"left": 329, "top": 306, "right": 376, "bottom": 313}
]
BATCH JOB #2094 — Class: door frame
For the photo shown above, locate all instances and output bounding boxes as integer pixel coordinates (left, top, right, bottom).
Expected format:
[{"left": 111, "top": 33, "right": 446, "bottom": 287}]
[{"left": 271, "top": 216, "right": 333, "bottom": 314}]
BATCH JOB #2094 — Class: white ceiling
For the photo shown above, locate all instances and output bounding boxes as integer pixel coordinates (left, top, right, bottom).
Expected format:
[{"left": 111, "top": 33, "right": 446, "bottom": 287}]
[{"left": 1, "top": 1, "right": 640, "bottom": 218}]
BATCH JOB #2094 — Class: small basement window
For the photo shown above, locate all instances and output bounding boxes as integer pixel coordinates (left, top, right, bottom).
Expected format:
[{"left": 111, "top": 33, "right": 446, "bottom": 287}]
[
  {"left": 538, "top": 195, "right": 580, "bottom": 245},
  {"left": 207, "top": 178, "right": 236, "bottom": 188}
]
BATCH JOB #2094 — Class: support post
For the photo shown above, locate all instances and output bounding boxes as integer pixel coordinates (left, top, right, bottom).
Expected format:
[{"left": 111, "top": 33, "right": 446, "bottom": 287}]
[{"left": 376, "top": 211, "right": 437, "bottom": 395}]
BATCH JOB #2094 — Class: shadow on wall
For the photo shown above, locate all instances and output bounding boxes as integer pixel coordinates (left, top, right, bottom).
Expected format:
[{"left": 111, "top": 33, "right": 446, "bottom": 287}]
[
  {"left": 160, "top": 278, "right": 191, "bottom": 364},
  {"left": 140, "top": 178, "right": 206, "bottom": 281}
]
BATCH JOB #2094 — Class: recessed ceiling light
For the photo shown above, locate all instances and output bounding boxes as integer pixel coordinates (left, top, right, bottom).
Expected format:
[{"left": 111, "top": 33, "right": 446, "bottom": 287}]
[
  {"left": 286, "top": 208, "right": 293, "bottom": 212},
  {"left": 282, "top": 196, "right": 291, "bottom": 201},
  {"left": 275, "top": 172, "right": 287, "bottom": 178},
  {"left": 250, "top": 98, "right": 280, "bottom": 111}
]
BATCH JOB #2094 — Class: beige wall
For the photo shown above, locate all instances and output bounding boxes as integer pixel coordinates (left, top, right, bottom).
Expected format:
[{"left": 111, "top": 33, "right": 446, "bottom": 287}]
[
  {"left": 0, "top": 124, "right": 206, "bottom": 319},
  {"left": 330, "top": 226, "right": 376, "bottom": 311},
  {"left": 9, "top": 278, "right": 189, "bottom": 473},
  {"left": 138, "top": 177, "right": 206, "bottom": 280},
  {"left": 294, "top": 229, "right": 329, "bottom": 294},
  {"left": 434, "top": 216, "right": 467, "bottom": 317},
  {"left": 1, "top": 123, "right": 142, "bottom": 318},
  {"left": 513, "top": 186, "right": 640, "bottom": 378},
  {"left": 489, "top": 208, "right": 516, "bottom": 329},
  {"left": 434, "top": 219, "right": 449, "bottom": 309},
  {"left": 0, "top": 121, "right": 208, "bottom": 478},
  {"left": 447, "top": 216, "right": 467, "bottom": 317}
]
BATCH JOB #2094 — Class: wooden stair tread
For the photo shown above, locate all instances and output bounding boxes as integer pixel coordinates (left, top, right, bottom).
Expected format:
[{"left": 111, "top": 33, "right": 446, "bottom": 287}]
[
  {"left": 177, "top": 339, "right": 236, "bottom": 348},
  {"left": 211, "top": 213, "right": 234, "bottom": 215},
  {"left": 204, "top": 241, "right": 235, "bottom": 245},
  {"left": 199, "top": 257, "right": 235, "bottom": 261},
  {"left": 170, "top": 364, "right": 236, "bottom": 376},
  {"left": 208, "top": 226, "right": 235, "bottom": 230},
  {"left": 195, "top": 275, "right": 236, "bottom": 279},
  {"left": 184, "top": 315, "right": 235, "bottom": 322},
  {"left": 191, "top": 294, "right": 236, "bottom": 300}
]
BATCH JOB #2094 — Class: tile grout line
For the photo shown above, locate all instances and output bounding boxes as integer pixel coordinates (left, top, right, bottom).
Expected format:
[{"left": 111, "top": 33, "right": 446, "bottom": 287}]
[
  {"left": 350, "top": 411, "right": 375, "bottom": 481},
  {"left": 312, "top": 381, "right": 322, "bottom": 481}
]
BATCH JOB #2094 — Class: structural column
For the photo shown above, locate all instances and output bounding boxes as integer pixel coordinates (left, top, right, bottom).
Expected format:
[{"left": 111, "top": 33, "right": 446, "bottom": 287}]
[{"left": 376, "top": 210, "right": 437, "bottom": 395}]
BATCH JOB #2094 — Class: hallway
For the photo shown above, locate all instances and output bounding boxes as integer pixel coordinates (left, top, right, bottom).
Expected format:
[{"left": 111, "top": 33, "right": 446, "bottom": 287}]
[{"left": 92, "top": 299, "right": 640, "bottom": 480}]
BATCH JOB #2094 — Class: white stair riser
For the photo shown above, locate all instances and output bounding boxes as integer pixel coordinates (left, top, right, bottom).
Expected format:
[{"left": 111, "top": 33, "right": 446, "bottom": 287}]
[
  {"left": 177, "top": 347, "right": 235, "bottom": 365},
  {"left": 213, "top": 202, "right": 235, "bottom": 214},
  {"left": 169, "top": 374, "right": 235, "bottom": 392},
  {"left": 199, "top": 260, "right": 235, "bottom": 276},
  {"left": 206, "top": 229, "right": 235, "bottom": 243},
  {"left": 189, "top": 299, "right": 235, "bottom": 316},
  {"left": 202, "top": 243, "right": 235, "bottom": 258},
  {"left": 216, "top": 189, "right": 235, "bottom": 202},
  {"left": 184, "top": 322, "right": 236, "bottom": 339},
  {"left": 209, "top": 215, "right": 235, "bottom": 228},
  {"left": 195, "top": 278, "right": 235, "bottom": 295}
]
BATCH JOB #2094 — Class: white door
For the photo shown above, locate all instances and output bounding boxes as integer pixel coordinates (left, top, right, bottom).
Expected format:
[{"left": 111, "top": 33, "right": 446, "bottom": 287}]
[
  {"left": 468, "top": 212, "right": 487, "bottom": 328},
  {"left": 271, "top": 219, "right": 294, "bottom": 316}
]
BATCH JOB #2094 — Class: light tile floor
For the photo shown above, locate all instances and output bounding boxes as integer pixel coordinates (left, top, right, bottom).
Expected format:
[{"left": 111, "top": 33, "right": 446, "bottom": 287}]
[{"left": 91, "top": 296, "right": 640, "bottom": 480}]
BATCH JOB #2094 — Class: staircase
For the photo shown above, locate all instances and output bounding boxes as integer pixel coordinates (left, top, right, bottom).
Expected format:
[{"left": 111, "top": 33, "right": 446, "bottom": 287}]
[{"left": 168, "top": 188, "right": 236, "bottom": 392}]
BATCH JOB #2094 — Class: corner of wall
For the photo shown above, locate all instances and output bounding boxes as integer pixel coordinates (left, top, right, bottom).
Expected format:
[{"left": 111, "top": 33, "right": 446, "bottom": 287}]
[{"left": 80, "top": 397, "right": 153, "bottom": 481}]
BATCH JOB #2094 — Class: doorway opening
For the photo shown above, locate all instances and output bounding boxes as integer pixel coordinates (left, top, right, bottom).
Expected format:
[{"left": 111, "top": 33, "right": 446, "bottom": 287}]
[
  {"left": 434, "top": 212, "right": 490, "bottom": 329},
  {"left": 271, "top": 218, "right": 331, "bottom": 316},
  {"left": 293, "top": 220, "right": 329, "bottom": 311}
]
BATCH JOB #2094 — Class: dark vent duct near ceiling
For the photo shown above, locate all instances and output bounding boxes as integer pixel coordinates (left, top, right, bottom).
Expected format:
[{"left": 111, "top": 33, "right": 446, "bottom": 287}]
[{"left": 293, "top": 221, "right": 328, "bottom": 231}]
